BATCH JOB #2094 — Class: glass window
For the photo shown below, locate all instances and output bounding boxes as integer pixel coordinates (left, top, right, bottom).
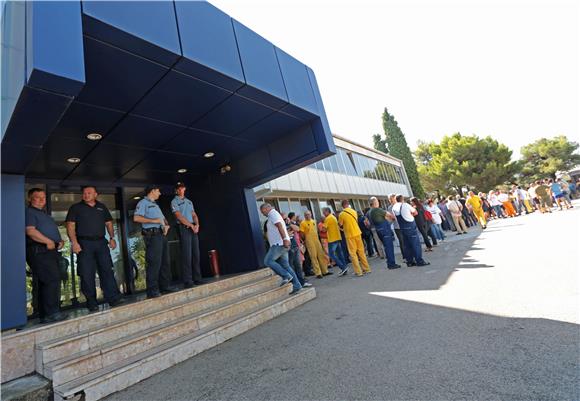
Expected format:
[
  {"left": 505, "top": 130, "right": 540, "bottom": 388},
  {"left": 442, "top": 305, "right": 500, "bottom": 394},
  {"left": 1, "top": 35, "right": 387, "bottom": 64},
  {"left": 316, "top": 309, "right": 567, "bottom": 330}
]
[
  {"left": 397, "top": 167, "right": 405, "bottom": 184},
  {"left": 359, "top": 155, "right": 373, "bottom": 179},
  {"left": 289, "top": 199, "right": 302, "bottom": 216},
  {"left": 352, "top": 154, "right": 365, "bottom": 177},
  {"left": 367, "top": 158, "right": 378, "bottom": 180},
  {"left": 311, "top": 199, "right": 323, "bottom": 221},
  {"left": 278, "top": 198, "right": 291, "bottom": 216},
  {"left": 387, "top": 165, "right": 396, "bottom": 182},
  {"left": 299, "top": 199, "right": 311, "bottom": 215},
  {"left": 338, "top": 148, "right": 357, "bottom": 176},
  {"left": 327, "top": 155, "right": 340, "bottom": 173},
  {"left": 333, "top": 152, "right": 347, "bottom": 175},
  {"left": 378, "top": 162, "right": 388, "bottom": 182}
]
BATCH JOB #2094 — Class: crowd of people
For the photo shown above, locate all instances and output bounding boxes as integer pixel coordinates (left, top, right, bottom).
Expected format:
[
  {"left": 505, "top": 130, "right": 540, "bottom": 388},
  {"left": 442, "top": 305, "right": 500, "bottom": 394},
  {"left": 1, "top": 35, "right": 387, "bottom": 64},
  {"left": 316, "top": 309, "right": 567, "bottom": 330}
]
[{"left": 260, "top": 177, "right": 578, "bottom": 294}]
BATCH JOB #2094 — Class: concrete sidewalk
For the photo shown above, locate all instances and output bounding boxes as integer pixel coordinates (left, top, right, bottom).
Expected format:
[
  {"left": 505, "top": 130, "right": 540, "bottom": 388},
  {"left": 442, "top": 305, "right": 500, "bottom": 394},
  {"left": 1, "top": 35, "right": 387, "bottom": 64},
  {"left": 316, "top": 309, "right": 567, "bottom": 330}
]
[{"left": 106, "top": 204, "right": 580, "bottom": 401}]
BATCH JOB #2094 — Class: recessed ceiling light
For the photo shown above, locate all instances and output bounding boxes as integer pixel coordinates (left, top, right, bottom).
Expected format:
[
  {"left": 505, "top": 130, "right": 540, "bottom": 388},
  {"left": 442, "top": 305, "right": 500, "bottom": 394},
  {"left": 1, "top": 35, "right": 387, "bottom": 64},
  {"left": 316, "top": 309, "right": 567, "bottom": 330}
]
[
  {"left": 86, "top": 132, "right": 103, "bottom": 141},
  {"left": 66, "top": 157, "right": 81, "bottom": 164},
  {"left": 203, "top": 152, "right": 215, "bottom": 158},
  {"left": 177, "top": 168, "right": 187, "bottom": 173},
  {"left": 133, "top": 196, "right": 141, "bottom": 200}
]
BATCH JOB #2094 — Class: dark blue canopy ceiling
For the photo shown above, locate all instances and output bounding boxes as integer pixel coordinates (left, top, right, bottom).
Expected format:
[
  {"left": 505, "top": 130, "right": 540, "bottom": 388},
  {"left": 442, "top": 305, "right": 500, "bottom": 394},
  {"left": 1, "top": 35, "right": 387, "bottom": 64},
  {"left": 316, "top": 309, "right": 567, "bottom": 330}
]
[{"left": 1, "top": 1, "right": 334, "bottom": 186}]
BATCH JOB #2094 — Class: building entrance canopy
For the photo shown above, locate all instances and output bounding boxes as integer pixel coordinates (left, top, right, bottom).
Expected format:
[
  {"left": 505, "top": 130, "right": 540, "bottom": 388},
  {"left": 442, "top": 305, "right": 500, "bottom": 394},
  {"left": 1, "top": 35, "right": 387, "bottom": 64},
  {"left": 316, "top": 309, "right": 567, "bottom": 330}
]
[
  {"left": 1, "top": 1, "right": 335, "bottom": 330},
  {"left": 1, "top": 1, "right": 334, "bottom": 187}
]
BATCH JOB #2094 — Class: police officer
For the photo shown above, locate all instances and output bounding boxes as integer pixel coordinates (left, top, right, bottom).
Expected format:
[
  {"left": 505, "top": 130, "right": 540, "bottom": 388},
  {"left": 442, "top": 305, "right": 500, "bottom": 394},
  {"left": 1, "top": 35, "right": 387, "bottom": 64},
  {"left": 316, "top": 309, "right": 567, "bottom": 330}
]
[
  {"left": 133, "top": 185, "right": 177, "bottom": 298},
  {"left": 171, "top": 182, "right": 202, "bottom": 288},
  {"left": 25, "top": 188, "right": 67, "bottom": 323},
  {"left": 66, "top": 186, "right": 124, "bottom": 311}
]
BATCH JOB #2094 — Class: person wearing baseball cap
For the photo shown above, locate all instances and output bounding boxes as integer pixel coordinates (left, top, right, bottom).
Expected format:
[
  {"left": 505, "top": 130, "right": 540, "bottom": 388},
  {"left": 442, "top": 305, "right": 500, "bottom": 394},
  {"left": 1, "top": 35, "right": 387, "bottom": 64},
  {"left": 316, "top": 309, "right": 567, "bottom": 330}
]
[{"left": 171, "top": 182, "right": 203, "bottom": 288}]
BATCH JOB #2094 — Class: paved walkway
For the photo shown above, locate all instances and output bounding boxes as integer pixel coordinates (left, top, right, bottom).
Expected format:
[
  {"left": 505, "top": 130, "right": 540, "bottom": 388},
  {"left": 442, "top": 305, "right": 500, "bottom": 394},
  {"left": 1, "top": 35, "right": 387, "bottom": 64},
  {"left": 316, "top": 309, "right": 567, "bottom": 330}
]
[{"left": 107, "top": 202, "right": 580, "bottom": 401}]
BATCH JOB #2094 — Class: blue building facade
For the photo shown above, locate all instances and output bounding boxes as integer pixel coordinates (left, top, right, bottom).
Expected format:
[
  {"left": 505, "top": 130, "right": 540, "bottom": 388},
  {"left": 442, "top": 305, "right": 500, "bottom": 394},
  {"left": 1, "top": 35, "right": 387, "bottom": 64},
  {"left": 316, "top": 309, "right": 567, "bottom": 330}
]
[{"left": 1, "top": 1, "right": 334, "bottom": 330}]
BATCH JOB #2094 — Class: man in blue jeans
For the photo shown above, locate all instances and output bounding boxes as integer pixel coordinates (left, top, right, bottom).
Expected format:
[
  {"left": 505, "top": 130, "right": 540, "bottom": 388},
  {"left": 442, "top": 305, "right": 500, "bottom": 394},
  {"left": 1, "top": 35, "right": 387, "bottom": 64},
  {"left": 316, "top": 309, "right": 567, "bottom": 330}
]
[
  {"left": 260, "top": 203, "right": 301, "bottom": 295},
  {"left": 322, "top": 207, "right": 348, "bottom": 276},
  {"left": 366, "top": 197, "right": 401, "bottom": 269},
  {"left": 392, "top": 195, "right": 430, "bottom": 267}
]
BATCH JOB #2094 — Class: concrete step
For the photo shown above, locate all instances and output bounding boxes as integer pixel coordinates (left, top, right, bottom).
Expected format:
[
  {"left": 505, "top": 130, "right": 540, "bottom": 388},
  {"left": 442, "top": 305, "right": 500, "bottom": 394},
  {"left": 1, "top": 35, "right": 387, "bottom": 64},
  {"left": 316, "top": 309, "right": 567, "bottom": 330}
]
[
  {"left": 53, "top": 287, "right": 315, "bottom": 401},
  {"left": 1, "top": 269, "right": 272, "bottom": 384},
  {"left": 44, "top": 281, "right": 287, "bottom": 386},
  {"left": 36, "top": 274, "right": 279, "bottom": 370}
]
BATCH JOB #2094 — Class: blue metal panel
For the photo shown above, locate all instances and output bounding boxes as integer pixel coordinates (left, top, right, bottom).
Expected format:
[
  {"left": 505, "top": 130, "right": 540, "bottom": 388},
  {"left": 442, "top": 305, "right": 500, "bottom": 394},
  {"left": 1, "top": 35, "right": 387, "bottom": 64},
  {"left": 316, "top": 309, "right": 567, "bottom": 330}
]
[
  {"left": 237, "top": 146, "right": 272, "bottom": 184},
  {"left": 51, "top": 102, "right": 124, "bottom": 140},
  {"left": 26, "top": 1, "right": 85, "bottom": 96},
  {"left": 268, "top": 124, "right": 317, "bottom": 168},
  {"left": 76, "top": 37, "right": 169, "bottom": 112},
  {"left": 133, "top": 151, "right": 203, "bottom": 172},
  {"left": 104, "top": 114, "right": 186, "bottom": 150},
  {"left": 1, "top": 174, "right": 27, "bottom": 330},
  {"left": 192, "top": 94, "right": 275, "bottom": 137},
  {"left": 66, "top": 163, "right": 130, "bottom": 184},
  {"left": 1, "top": 143, "right": 40, "bottom": 174},
  {"left": 1, "top": 87, "right": 74, "bottom": 175},
  {"left": 81, "top": 143, "right": 151, "bottom": 171},
  {"left": 163, "top": 128, "right": 255, "bottom": 158},
  {"left": 119, "top": 167, "right": 195, "bottom": 184},
  {"left": 235, "top": 110, "right": 304, "bottom": 143},
  {"left": 132, "top": 70, "right": 232, "bottom": 126},
  {"left": 26, "top": 137, "right": 97, "bottom": 180},
  {"left": 1, "top": 1, "right": 26, "bottom": 140},
  {"left": 187, "top": 173, "right": 264, "bottom": 275},
  {"left": 174, "top": 1, "right": 245, "bottom": 92},
  {"left": 81, "top": 0, "right": 181, "bottom": 66},
  {"left": 275, "top": 48, "right": 318, "bottom": 120},
  {"left": 306, "top": 67, "right": 334, "bottom": 154},
  {"left": 232, "top": 20, "right": 288, "bottom": 109}
]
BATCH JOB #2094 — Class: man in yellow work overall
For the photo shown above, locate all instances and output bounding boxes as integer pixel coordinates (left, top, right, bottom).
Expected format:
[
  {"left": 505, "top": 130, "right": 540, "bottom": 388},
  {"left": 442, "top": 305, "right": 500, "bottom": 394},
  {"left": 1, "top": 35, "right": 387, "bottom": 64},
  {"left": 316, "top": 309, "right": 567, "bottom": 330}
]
[
  {"left": 338, "top": 200, "right": 371, "bottom": 277},
  {"left": 300, "top": 211, "right": 331, "bottom": 279},
  {"left": 466, "top": 191, "right": 487, "bottom": 229}
]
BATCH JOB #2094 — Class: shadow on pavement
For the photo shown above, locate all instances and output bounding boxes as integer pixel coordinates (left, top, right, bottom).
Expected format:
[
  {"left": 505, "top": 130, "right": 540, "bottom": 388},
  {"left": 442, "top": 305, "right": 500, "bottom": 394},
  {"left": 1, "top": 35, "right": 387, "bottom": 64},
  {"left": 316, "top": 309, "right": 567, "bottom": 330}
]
[
  {"left": 104, "top": 284, "right": 580, "bottom": 401},
  {"left": 351, "top": 229, "right": 490, "bottom": 292}
]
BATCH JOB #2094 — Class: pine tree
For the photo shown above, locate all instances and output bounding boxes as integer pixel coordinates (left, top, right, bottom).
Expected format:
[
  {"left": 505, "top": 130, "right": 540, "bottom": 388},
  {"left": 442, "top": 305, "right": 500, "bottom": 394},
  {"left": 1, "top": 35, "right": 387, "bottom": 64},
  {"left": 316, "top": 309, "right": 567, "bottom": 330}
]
[{"left": 375, "top": 108, "right": 425, "bottom": 198}]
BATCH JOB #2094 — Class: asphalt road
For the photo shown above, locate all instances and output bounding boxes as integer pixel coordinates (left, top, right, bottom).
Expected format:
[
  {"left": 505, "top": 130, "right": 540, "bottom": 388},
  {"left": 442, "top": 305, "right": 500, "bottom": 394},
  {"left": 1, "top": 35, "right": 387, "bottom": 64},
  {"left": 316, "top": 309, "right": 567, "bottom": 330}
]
[{"left": 107, "top": 202, "right": 580, "bottom": 401}]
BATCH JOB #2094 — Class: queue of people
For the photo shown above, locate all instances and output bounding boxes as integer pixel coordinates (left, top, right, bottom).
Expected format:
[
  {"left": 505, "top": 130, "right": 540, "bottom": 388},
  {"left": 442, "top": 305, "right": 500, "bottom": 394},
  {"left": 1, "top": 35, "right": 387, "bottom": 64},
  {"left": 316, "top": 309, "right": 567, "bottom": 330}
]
[
  {"left": 24, "top": 176, "right": 577, "bottom": 324},
  {"left": 260, "top": 194, "right": 437, "bottom": 294},
  {"left": 25, "top": 183, "right": 206, "bottom": 323}
]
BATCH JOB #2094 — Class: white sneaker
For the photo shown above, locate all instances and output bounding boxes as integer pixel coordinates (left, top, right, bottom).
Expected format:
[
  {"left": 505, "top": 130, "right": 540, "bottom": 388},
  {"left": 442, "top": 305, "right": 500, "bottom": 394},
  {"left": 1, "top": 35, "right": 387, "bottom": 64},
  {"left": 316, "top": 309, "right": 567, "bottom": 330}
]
[{"left": 303, "top": 282, "right": 313, "bottom": 287}]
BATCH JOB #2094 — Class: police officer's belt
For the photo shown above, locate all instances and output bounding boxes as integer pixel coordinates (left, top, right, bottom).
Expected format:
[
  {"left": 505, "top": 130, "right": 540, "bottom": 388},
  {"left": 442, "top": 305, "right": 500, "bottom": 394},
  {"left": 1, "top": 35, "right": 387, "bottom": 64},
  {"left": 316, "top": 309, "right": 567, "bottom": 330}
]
[
  {"left": 142, "top": 227, "right": 163, "bottom": 236},
  {"left": 77, "top": 235, "right": 105, "bottom": 241}
]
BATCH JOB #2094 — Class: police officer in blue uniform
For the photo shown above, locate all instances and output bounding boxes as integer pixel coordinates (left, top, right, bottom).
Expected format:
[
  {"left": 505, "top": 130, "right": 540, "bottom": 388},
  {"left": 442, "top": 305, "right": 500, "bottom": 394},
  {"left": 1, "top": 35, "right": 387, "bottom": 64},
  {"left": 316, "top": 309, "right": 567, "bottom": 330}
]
[
  {"left": 66, "top": 186, "right": 124, "bottom": 311},
  {"left": 171, "top": 182, "right": 202, "bottom": 288},
  {"left": 25, "top": 188, "right": 67, "bottom": 323},
  {"left": 134, "top": 185, "right": 177, "bottom": 298}
]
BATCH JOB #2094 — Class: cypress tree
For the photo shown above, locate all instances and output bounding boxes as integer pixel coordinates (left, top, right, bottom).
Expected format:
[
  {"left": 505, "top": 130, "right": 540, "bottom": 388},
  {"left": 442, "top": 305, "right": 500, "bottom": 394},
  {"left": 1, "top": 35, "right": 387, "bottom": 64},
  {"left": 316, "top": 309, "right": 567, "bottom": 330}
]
[{"left": 376, "top": 108, "right": 425, "bottom": 198}]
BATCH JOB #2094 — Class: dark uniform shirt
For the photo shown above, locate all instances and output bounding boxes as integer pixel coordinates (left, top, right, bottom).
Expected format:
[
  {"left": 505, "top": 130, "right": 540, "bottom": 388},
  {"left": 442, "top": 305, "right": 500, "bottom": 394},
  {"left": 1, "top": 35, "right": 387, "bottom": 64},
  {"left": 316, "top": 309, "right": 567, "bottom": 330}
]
[
  {"left": 25, "top": 206, "right": 62, "bottom": 245},
  {"left": 65, "top": 201, "right": 113, "bottom": 237}
]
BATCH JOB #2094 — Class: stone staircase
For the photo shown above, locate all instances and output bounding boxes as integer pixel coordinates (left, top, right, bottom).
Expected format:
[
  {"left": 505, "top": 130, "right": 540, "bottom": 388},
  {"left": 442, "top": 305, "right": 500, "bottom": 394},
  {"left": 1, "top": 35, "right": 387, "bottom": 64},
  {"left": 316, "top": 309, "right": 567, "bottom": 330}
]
[{"left": 1, "top": 268, "right": 315, "bottom": 401}]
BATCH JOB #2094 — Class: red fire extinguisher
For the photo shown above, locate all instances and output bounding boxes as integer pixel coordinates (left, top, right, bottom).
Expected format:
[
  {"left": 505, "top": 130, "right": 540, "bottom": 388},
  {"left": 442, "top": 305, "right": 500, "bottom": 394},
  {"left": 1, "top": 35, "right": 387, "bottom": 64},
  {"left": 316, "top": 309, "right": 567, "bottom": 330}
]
[{"left": 208, "top": 250, "right": 220, "bottom": 278}]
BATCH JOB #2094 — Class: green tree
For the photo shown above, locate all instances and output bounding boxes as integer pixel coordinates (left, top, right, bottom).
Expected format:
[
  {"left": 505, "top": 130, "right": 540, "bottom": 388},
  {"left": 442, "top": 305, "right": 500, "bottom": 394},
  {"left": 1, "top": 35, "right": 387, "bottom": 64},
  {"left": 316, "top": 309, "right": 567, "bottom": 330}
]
[
  {"left": 374, "top": 108, "right": 425, "bottom": 198},
  {"left": 372, "top": 133, "right": 388, "bottom": 153},
  {"left": 415, "top": 133, "right": 517, "bottom": 194},
  {"left": 518, "top": 136, "right": 580, "bottom": 181}
]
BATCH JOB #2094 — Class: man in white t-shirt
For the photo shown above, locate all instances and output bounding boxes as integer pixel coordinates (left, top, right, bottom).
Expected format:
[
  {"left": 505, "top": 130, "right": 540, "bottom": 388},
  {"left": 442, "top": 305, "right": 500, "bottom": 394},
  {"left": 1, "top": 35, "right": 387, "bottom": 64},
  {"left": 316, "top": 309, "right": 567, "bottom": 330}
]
[
  {"left": 392, "top": 195, "right": 429, "bottom": 267},
  {"left": 260, "top": 203, "right": 302, "bottom": 294}
]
